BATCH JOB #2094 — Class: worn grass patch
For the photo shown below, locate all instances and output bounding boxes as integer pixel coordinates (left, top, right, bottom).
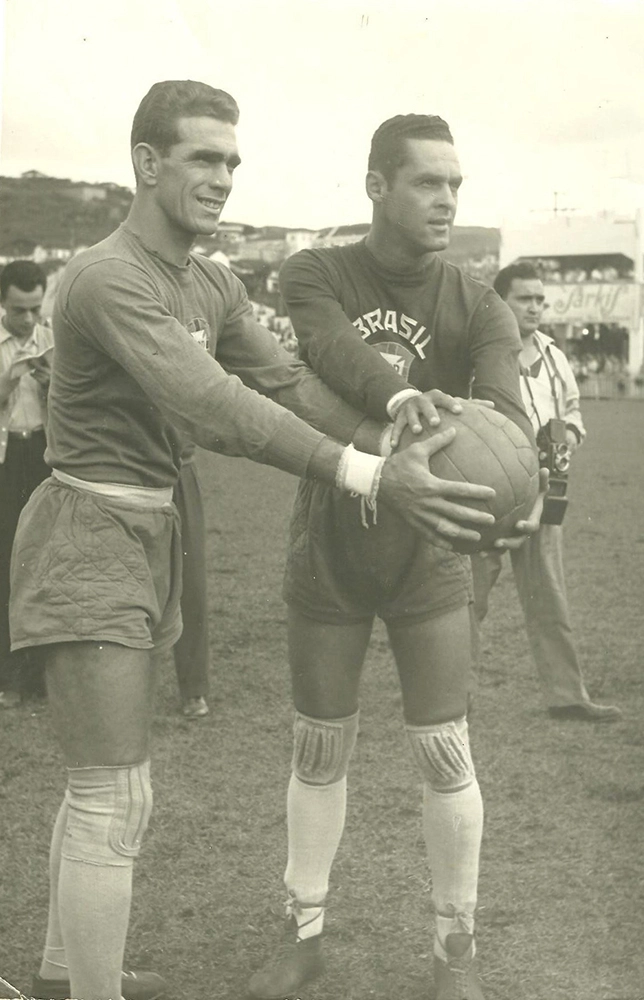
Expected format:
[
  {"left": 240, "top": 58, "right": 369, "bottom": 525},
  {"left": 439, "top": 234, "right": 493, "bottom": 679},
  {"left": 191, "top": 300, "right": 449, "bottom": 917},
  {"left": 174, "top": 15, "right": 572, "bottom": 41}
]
[{"left": 1, "top": 400, "right": 643, "bottom": 1000}]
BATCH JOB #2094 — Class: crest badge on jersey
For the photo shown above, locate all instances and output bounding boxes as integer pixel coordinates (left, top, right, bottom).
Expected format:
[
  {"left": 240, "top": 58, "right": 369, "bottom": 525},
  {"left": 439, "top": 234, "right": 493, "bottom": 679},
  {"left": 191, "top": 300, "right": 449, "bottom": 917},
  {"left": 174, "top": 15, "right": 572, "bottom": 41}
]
[
  {"left": 186, "top": 317, "right": 210, "bottom": 351},
  {"left": 374, "top": 341, "right": 415, "bottom": 380}
]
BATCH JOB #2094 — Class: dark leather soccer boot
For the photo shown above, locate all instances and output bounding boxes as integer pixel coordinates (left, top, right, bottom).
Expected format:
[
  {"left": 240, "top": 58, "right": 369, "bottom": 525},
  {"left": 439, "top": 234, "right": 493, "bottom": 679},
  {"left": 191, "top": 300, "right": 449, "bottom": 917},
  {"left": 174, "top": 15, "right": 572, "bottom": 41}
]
[
  {"left": 32, "top": 968, "right": 165, "bottom": 1000},
  {"left": 248, "top": 923, "right": 324, "bottom": 1000},
  {"left": 434, "top": 932, "right": 484, "bottom": 1000}
]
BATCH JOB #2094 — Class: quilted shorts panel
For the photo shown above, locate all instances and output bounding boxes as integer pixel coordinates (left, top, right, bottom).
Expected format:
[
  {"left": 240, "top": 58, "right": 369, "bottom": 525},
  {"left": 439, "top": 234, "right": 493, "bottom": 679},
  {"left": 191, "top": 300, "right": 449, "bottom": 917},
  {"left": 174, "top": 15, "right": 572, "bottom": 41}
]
[{"left": 10, "top": 477, "right": 183, "bottom": 652}]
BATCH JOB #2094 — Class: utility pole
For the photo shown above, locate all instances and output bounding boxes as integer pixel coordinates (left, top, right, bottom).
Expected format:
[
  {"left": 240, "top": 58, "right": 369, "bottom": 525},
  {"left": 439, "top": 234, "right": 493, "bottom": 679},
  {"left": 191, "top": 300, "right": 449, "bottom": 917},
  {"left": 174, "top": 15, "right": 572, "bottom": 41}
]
[{"left": 552, "top": 191, "right": 575, "bottom": 216}]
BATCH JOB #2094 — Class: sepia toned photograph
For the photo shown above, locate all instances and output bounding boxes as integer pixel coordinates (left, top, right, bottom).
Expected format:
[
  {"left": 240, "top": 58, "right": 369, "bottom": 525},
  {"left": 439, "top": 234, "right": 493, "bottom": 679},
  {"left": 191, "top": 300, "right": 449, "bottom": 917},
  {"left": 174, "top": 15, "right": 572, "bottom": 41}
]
[{"left": 0, "top": 2, "right": 642, "bottom": 998}]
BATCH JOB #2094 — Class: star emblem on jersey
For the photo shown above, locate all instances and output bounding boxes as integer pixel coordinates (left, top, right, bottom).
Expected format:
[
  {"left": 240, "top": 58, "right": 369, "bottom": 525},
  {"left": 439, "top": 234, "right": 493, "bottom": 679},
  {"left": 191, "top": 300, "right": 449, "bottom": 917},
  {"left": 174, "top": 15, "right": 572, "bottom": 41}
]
[
  {"left": 186, "top": 317, "right": 210, "bottom": 351},
  {"left": 374, "top": 341, "right": 415, "bottom": 380}
]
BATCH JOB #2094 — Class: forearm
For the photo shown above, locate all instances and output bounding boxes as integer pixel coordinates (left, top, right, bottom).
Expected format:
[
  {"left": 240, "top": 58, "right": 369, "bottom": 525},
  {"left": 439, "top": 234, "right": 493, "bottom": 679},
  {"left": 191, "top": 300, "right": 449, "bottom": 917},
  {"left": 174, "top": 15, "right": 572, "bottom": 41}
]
[
  {"left": 564, "top": 407, "right": 585, "bottom": 444},
  {"left": 299, "top": 313, "right": 410, "bottom": 420},
  {"left": 306, "top": 436, "right": 346, "bottom": 483},
  {"left": 265, "top": 362, "right": 368, "bottom": 445},
  {"left": 562, "top": 370, "right": 586, "bottom": 442},
  {"left": 216, "top": 317, "right": 377, "bottom": 446},
  {"left": 471, "top": 349, "right": 536, "bottom": 447},
  {"left": 158, "top": 371, "right": 329, "bottom": 479},
  {"left": 470, "top": 294, "right": 537, "bottom": 448},
  {"left": 351, "top": 416, "right": 389, "bottom": 455}
]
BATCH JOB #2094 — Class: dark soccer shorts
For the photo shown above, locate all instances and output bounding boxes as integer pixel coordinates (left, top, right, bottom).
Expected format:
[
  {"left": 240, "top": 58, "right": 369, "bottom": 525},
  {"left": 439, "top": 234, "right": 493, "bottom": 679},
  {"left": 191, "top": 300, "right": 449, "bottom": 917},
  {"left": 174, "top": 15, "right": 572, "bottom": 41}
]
[
  {"left": 283, "top": 480, "right": 472, "bottom": 626},
  {"left": 10, "top": 476, "right": 183, "bottom": 653}
]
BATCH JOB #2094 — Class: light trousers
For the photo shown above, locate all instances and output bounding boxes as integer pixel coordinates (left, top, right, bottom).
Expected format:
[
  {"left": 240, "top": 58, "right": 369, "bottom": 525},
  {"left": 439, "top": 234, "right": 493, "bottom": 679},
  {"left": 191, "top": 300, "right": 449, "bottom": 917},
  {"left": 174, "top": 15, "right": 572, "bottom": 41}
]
[{"left": 471, "top": 524, "right": 588, "bottom": 708}]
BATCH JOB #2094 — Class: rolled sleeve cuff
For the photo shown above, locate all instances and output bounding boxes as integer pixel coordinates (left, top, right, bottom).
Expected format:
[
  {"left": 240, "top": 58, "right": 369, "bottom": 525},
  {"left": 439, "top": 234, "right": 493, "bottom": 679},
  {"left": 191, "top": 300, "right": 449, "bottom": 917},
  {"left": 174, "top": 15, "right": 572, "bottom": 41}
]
[
  {"left": 565, "top": 421, "right": 584, "bottom": 445},
  {"left": 386, "top": 387, "right": 422, "bottom": 419}
]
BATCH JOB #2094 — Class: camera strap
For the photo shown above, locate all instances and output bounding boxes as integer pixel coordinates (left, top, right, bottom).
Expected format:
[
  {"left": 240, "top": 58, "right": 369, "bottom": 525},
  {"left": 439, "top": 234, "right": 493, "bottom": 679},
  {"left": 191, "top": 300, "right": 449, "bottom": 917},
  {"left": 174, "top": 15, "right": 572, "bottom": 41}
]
[{"left": 521, "top": 336, "right": 565, "bottom": 431}]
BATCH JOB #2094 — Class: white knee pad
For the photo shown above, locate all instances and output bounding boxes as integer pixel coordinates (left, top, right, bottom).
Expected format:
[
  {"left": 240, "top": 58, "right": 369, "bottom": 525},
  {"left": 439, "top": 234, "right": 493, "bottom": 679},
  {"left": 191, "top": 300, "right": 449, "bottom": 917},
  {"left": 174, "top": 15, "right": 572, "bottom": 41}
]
[
  {"left": 292, "top": 710, "right": 359, "bottom": 786},
  {"left": 62, "top": 760, "right": 153, "bottom": 867},
  {"left": 405, "top": 717, "right": 475, "bottom": 793}
]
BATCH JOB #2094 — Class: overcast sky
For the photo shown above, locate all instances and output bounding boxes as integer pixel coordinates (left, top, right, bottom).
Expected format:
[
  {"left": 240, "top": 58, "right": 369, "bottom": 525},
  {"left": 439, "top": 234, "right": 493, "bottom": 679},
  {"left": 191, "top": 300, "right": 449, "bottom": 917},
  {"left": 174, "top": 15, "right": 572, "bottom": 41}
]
[{"left": 2, "top": 0, "right": 644, "bottom": 230}]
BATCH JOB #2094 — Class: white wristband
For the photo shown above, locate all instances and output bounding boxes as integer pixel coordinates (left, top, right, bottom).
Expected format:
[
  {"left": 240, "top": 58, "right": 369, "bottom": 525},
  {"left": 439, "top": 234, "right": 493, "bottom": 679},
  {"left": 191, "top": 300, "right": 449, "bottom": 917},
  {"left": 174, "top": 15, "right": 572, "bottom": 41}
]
[
  {"left": 336, "top": 443, "right": 385, "bottom": 497},
  {"left": 386, "top": 388, "right": 422, "bottom": 419}
]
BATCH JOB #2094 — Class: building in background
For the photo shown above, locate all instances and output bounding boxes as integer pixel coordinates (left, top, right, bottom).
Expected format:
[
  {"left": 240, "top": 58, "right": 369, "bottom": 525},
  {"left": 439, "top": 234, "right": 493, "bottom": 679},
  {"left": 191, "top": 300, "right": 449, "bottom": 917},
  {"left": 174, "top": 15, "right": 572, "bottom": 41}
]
[{"left": 501, "top": 211, "right": 644, "bottom": 396}]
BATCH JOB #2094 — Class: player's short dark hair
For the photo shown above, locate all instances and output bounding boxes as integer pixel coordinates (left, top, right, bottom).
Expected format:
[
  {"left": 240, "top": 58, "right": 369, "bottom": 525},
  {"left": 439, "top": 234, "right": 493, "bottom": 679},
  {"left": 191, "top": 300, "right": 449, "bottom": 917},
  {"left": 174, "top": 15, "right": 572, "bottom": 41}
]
[
  {"left": 493, "top": 261, "right": 542, "bottom": 300},
  {"left": 131, "top": 80, "right": 240, "bottom": 154},
  {"left": 0, "top": 260, "right": 47, "bottom": 300},
  {"left": 368, "top": 114, "right": 454, "bottom": 183}
]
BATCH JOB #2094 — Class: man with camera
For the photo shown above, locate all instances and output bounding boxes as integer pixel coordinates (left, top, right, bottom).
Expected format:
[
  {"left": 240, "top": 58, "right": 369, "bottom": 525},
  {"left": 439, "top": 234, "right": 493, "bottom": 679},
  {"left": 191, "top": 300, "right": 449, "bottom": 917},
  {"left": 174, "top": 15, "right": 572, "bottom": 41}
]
[{"left": 471, "top": 261, "right": 621, "bottom": 722}]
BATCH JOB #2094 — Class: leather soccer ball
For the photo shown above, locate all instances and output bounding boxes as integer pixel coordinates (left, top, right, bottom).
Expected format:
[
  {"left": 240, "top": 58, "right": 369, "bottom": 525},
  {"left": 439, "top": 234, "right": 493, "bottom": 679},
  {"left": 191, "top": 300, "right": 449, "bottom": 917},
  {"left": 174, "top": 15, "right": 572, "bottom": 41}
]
[{"left": 397, "top": 403, "right": 540, "bottom": 554}]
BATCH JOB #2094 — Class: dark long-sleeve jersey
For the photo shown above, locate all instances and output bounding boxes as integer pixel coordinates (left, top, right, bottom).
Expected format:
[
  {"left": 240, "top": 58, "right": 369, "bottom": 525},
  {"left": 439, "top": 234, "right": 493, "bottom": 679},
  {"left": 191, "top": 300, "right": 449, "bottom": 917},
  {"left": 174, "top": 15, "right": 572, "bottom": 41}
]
[
  {"left": 46, "top": 226, "right": 373, "bottom": 488},
  {"left": 280, "top": 241, "right": 534, "bottom": 444}
]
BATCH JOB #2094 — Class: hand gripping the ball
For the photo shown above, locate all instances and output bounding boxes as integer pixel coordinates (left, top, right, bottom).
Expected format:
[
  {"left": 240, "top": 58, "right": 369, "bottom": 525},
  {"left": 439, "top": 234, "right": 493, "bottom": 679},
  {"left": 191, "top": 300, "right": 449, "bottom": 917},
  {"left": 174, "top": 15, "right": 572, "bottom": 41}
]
[
  {"left": 389, "top": 389, "right": 497, "bottom": 450},
  {"left": 491, "top": 467, "right": 549, "bottom": 550},
  {"left": 384, "top": 403, "right": 540, "bottom": 553},
  {"left": 378, "top": 425, "right": 497, "bottom": 549}
]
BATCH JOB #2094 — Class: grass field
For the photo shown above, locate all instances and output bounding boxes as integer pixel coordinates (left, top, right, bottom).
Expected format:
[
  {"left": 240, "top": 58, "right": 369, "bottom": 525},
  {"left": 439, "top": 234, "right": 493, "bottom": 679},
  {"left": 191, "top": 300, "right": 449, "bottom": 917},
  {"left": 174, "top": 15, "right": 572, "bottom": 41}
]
[{"left": 1, "top": 399, "right": 643, "bottom": 1000}]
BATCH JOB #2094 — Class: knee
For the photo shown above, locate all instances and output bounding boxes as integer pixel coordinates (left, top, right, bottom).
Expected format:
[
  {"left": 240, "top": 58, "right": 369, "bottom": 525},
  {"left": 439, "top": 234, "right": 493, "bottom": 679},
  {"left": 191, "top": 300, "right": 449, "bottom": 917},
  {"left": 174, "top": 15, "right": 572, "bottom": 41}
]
[
  {"left": 292, "top": 710, "right": 359, "bottom": 786},
  {"left": 63, "top": 760, "right": 153, "bottom": 866},
  {"left": 405, "top": 716, "right": 476, "bottom": 793}
]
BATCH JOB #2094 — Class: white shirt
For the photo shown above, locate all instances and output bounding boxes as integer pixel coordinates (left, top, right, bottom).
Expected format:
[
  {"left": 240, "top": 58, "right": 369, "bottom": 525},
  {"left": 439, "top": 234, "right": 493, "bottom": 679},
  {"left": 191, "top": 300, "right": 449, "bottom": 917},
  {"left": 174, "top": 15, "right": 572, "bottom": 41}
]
[
  {"left": 519, "top": 330, "right": 586, "bottom": 444},
  {"left": 0, "top": 321, "right": 53, "bottom": 462}
]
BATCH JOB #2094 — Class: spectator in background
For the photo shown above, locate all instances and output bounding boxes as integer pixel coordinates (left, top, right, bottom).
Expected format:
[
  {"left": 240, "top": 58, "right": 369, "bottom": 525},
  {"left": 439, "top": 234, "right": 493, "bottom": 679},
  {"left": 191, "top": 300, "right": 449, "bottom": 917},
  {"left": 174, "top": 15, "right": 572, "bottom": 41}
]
[
  {"left": 471, "top": 262, "right": 622, "bottom": 723},
  {"left": 0, "top": 260, "right": 53, "bottom": 706}
]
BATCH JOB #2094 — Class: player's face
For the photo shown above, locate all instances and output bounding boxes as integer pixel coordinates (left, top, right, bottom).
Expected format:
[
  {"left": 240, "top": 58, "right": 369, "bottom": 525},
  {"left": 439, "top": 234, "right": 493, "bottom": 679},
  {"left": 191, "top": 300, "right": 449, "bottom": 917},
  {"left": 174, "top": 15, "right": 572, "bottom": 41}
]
[
  {"left": 381, "top": 139, "right": 462, "bottom": 255},
  {"left": 1, "top": 284, "right": 44, "bottom": 341},
  {"left": 503, "top": 279, "right": 546, "bottom": 338},
  {"left": 154, "top": 116, "right": 241, "bottom": 237}
]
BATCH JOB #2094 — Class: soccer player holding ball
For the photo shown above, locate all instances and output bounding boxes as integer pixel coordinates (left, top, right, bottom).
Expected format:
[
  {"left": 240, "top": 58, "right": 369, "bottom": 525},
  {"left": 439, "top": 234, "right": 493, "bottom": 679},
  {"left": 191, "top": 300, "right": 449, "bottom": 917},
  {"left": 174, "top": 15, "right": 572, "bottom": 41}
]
[
  {"left": 248, "top": 115, "right": 544, "bottom": 1000},
  {"left": 10, "top": 86, "right": 511, "bottom": 1000}
]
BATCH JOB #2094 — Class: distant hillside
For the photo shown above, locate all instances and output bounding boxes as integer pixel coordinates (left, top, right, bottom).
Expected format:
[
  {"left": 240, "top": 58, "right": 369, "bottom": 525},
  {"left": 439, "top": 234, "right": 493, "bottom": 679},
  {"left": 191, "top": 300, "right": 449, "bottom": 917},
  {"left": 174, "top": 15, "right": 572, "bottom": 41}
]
[
  {"left": 0, "top": 172, "right": 501, "bottom": 266},
  {"left": 312, "top": 223, "right": 500, "bottom": 261},
  {"left": 0, "top": 174, "right": 133, "bottom": 256}
]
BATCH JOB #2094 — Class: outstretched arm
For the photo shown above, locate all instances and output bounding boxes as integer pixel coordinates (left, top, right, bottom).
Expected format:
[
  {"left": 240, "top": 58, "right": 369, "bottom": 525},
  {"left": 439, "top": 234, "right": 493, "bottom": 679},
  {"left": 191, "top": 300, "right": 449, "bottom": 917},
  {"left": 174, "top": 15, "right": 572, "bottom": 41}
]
[
  {"left": 218, "top": 312, "right": 500, "bottom": 547},
  {"left": 468, "top": 291, "right": 535, "bottom": 443},
  {"left": 62, "top": 258, "right": 490, "bottom": 544},
  {"left": 213, "top": 307, "right": 388, "bottom": 451}
]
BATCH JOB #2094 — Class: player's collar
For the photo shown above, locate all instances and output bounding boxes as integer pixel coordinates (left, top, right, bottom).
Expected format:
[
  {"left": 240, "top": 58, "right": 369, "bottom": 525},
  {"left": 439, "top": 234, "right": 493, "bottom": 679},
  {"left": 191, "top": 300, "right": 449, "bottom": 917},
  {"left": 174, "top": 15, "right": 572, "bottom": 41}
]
[
  {"left": 122, "top": 223, "right": 192, "bottom": 270},
  {"left": 361, "top": 240, "right": 435, "bottom": 286}
]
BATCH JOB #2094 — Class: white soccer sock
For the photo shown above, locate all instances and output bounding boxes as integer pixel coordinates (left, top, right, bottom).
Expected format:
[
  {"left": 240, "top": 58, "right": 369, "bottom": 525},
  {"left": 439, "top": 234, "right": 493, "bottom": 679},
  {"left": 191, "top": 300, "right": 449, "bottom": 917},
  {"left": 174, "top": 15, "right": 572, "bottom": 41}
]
[
  {"left": 51, "top": 763, "right": 151, "bottom": 1000},
  {"left": 59, "top": 855, "right": 132, "bottom": 1000},
  {"left": 284, "top": 773, "right": 347, "bottom": 940},
  {"left": 422, "top": 779, "right": 483, "bottom": 960},
  {"left": 38, "top": 795, "right": 135, "bottom": 994},
  {"left": 38, "top": 796, "right": 69, "bottom": 980}
]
